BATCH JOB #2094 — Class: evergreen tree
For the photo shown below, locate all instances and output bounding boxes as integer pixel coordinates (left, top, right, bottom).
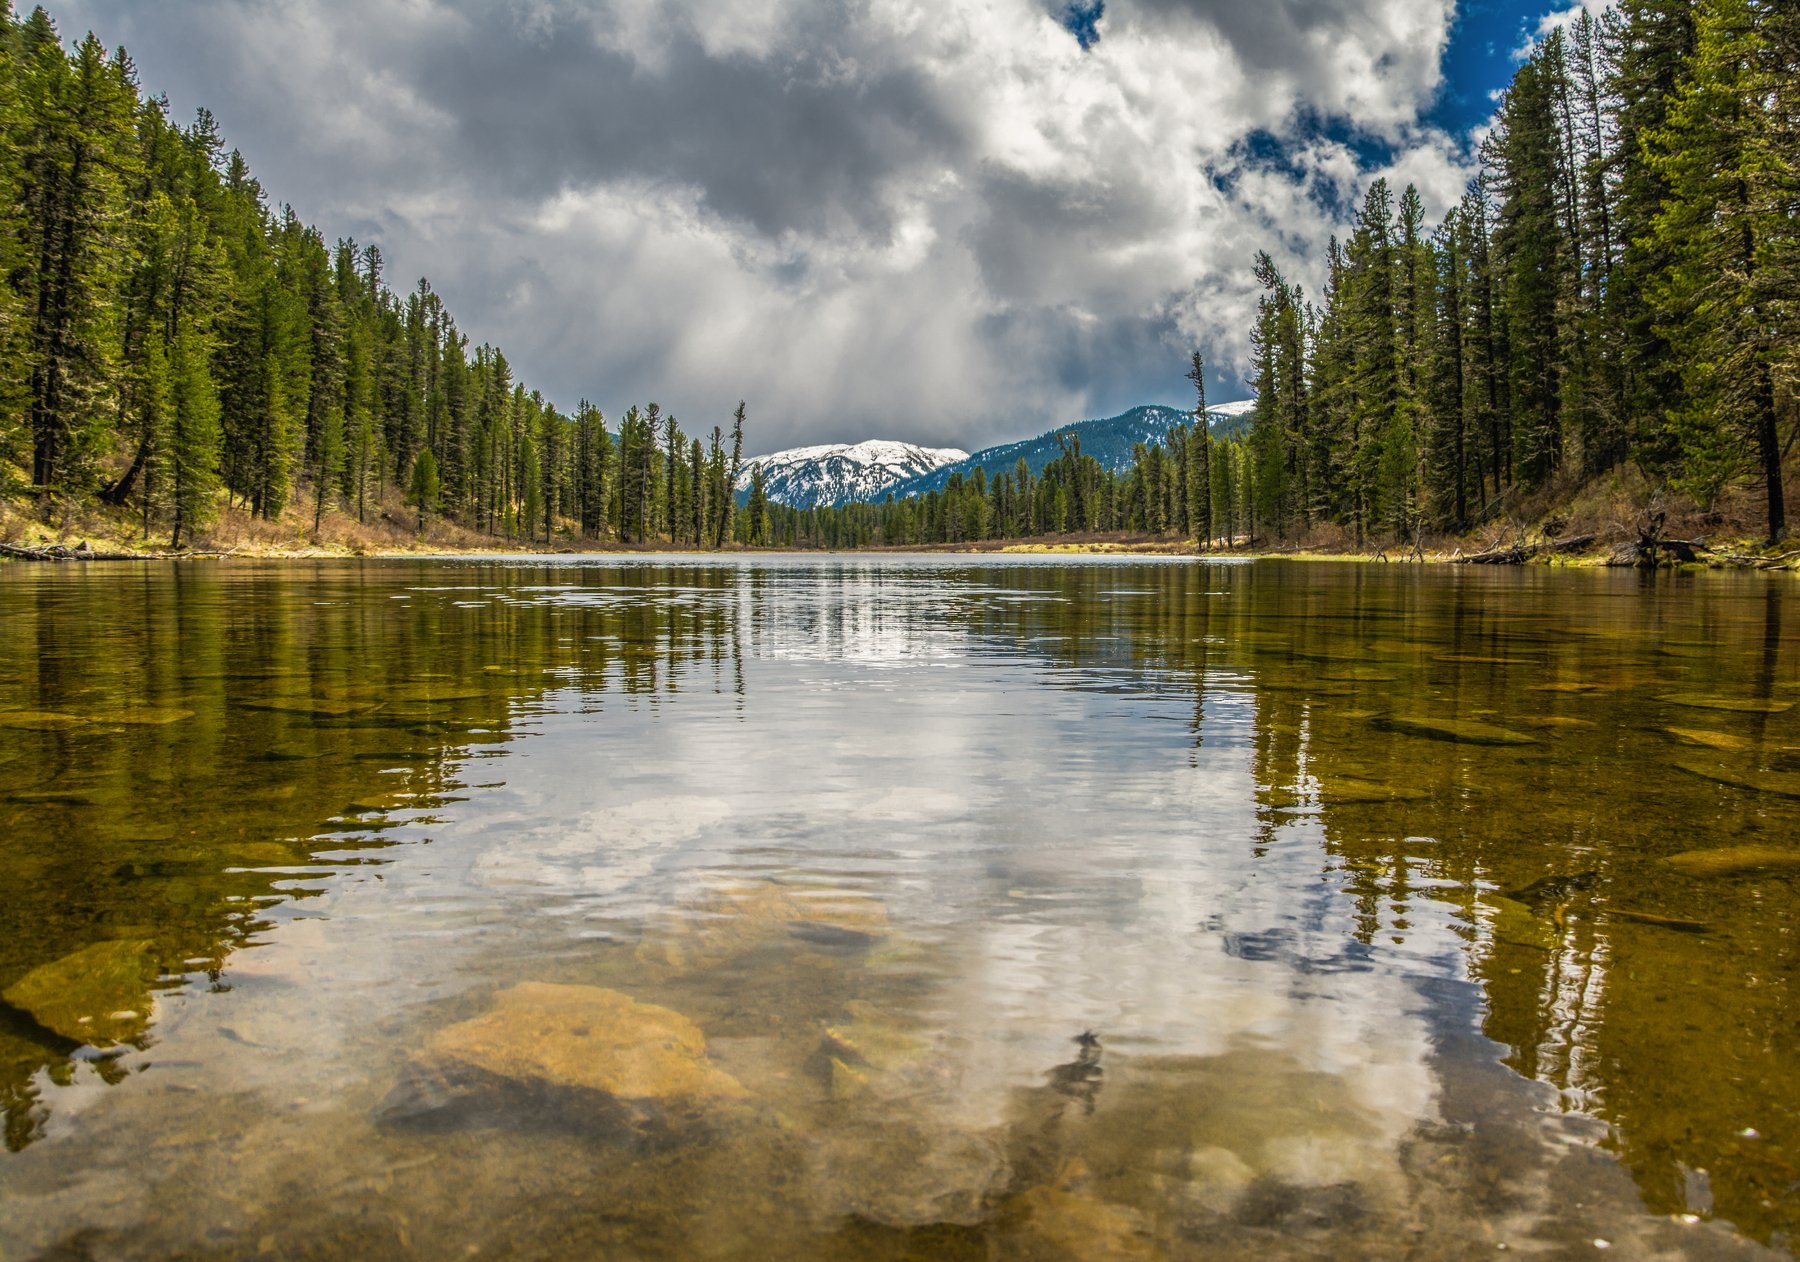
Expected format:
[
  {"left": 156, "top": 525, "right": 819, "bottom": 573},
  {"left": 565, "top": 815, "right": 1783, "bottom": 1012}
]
[
  {"left": 1648, "top": 0, "right": 1790, "bottom": 538},
  {"left": 1184, "top": 351, "right": 1212, "bottom": 545},
  {"left": 408, "top": 446, "right": 439, "bottom": 535},
  {"left": 166, "top": 320, "right": 220, "bottom": 547},
  {"left": 15, "top": 21, "right": 139, "bottom": 505},
  {"left": 746, "top": 464, "right": 768, "bottom": 546}
]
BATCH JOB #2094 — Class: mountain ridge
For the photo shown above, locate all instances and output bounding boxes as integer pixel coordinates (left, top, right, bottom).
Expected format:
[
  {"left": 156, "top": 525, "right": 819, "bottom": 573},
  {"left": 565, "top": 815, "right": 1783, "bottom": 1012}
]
[
  {"left": 877, "top": 401, "right": 1254, "bottom": 502},
  {"left": 736, "top": 439, "right": 968, "bottom": 509},
  {"left": 740, "top": 402, "right": 1254, "bottom": 509}
]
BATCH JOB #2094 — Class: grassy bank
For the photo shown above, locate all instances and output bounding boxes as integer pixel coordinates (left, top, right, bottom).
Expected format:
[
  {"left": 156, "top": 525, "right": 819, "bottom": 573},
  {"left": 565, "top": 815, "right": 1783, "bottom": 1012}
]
[{"left": 5, "top": 465, "right": 1796, "bottom": 571}]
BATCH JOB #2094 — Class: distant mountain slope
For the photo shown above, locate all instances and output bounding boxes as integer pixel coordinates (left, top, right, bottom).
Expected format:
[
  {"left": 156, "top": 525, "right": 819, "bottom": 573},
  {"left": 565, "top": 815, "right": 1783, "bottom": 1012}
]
[
  {"left": 1205, "top": 398, "right": 1257, "bottom": 442},
  {"left": 737, "top": 440, "right": 968, "bottom": 509},
  {"left": 878, "top": 402, "right": 1254, "bottom": 501}
]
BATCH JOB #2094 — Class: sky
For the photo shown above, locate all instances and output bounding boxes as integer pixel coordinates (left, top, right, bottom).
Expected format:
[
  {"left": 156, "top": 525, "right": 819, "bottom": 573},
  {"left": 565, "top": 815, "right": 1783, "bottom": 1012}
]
[{"left": 52, "top": 0, "right": 1579, "bottom": 456}]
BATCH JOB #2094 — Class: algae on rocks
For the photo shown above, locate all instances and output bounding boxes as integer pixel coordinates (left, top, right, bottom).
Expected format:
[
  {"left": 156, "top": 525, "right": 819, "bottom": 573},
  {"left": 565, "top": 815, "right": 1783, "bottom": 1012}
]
[{"left": 2, "top": 939, "right": 159, "bottom": 1046}]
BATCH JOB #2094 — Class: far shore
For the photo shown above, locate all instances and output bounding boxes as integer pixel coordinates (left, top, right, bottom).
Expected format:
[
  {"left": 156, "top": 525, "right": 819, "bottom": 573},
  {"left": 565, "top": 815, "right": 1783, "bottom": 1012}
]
[{"left": 5, "top": 527, "right": 1796, "bottom": 572}]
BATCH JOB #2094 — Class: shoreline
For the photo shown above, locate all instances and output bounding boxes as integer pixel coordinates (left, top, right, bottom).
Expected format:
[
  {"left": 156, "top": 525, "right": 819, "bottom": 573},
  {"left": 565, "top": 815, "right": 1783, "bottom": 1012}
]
[
  {"left": 4, "top": 506, "right": 1793, "bottom": 571},
  {"left": 3, "top": 536, "right": 1792, "bottom": 571}
]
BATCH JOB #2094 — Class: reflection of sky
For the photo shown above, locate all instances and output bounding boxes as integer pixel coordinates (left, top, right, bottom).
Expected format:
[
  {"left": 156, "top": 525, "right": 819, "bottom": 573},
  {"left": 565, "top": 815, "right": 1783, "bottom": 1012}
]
[
  {"left": 12, "top": 556, "right": 1782, "bottom": 1261},
  {"left": 473, "top": 558, "right": 1460, "bottom": 1188}
]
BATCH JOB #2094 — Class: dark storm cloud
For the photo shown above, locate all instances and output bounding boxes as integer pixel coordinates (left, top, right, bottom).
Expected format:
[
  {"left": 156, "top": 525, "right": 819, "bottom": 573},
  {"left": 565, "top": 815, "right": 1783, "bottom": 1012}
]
[
  {"left": 395, "top": 6, "right": 966, "bottom": 243},
  {"left": 48, "top": 0, "right": 1466, "bottom": 454}
]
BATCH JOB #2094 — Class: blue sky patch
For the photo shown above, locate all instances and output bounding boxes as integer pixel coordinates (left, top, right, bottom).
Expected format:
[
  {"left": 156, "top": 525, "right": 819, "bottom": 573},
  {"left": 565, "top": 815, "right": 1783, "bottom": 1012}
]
[
  {"left": 1431, "top": 0, "right": 1568, "bottom": 133},
  {"left": 1059, "top": 1, "right": 1104, "bottom": 51}
]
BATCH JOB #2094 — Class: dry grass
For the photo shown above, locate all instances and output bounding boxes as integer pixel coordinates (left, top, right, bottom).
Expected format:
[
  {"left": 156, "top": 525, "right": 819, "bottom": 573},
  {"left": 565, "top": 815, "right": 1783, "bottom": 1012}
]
[
  {"left": 0, "top": 488, "right": 579, "bottom": 558},
  {"left": 5, "top": 463, "right": 1797, "bottom": 566}
]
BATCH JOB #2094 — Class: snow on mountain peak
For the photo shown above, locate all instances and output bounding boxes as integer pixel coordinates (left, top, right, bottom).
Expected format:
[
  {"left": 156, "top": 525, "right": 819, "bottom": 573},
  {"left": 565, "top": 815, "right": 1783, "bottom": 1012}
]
[{"left": 737, "top": 440, "right": 969, "bottom": 509}]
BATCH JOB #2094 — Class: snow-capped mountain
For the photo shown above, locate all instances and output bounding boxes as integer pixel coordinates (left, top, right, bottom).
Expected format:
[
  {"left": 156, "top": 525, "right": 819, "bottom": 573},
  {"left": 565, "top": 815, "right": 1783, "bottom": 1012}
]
[
  {"left": 880, "top": 402, "right": 1255, "bottom": 501},
  {"left": 737, "top": 440, "right": 968, "bottom": 509},
  {"left": 1205, "top": 398, "right": 1257, "bottom": 440}
]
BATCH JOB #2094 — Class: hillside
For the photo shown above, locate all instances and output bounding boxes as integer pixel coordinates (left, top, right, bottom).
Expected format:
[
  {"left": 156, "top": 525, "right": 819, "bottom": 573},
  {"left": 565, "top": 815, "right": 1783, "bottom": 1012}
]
[{"left": 877, "top": 403, "right": 1253, "bottom": 501}]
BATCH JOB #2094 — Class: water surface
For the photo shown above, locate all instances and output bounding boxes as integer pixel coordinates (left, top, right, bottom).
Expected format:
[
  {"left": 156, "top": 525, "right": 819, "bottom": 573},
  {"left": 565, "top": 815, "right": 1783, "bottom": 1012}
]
[{"left": 0, "top": 556, "right": 1795, "bottom": 1259}]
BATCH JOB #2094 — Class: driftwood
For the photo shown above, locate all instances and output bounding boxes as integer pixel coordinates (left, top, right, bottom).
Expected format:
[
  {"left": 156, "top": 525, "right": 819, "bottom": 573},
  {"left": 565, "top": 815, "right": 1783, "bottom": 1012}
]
[
  {"left": 1461, "top": 541, "right": 1531, "bottom": 564},
  {"left": 1719, "top": 548, "right": 1800, "bottom": 570},
  {"left": 1606, "top": 509, "right": 1707, "bottom": 567},
  {"left": 1639, "top": 537, "right": 1707, "bottom": 564},
  {"left": 1405, "top": 527, "right": 1427, "bottom": 563},
  {"left": 0, "top": 541, "right": 236, "bottom": 562},
  {"left": 1, "top": 541, "right": 147, "bottom": 561},
  {"left": 1455, "top": 532, "right": 1596, "bottom": 565}
]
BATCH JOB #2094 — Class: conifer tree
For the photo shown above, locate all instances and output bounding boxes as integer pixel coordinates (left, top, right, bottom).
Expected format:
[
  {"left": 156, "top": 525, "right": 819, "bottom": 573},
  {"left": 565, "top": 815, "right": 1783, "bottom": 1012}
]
[
  {"left": 166, "top": 320, "right": 221, "bottom": 547},
  {"left": 1184, "top": 351, "right": 1212, "bottom": 546},
  {"left": 15, "top": 21, "right": 139, "bottom": 505},
  {"left": 1648, "top": 0, "right": 1788, "bottom": 538},
  {"left": 408, "top": 446, "right": 439, "bottom": 536}
]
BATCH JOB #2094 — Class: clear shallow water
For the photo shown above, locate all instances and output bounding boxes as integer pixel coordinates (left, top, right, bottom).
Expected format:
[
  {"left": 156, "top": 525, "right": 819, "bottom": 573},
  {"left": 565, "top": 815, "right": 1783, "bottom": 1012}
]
[{"left": 0, "top": 555, "right": 1795, "bottom": 1260}]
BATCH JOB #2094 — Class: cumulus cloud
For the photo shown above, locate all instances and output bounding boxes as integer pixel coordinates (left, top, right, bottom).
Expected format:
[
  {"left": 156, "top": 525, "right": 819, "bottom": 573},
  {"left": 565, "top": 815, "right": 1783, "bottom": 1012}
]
[{"left": 55, "top": 0, "right": 1471, "bottom": 452}]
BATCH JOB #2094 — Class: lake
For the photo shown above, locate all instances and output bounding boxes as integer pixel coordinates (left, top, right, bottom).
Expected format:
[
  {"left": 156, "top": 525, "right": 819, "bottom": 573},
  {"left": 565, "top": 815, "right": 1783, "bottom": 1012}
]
[{"left": 0, "top": 555, "right": 1795, "bottom": 1260}]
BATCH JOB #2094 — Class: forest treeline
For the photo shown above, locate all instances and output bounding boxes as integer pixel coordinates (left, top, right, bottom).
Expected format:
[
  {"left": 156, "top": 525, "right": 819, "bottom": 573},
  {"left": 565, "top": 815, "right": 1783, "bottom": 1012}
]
[
  {"left": 769, "top": 0, "right": 1800, "bottom": 551},
  {"left": 1239, "top": 0, "right": 1798, "bottom": 547},
  {"left": 6, "top": 1, "right": 1794, "bottom": 554},
  {"left": 0, "top": 5, "right": 751, "bottom": 548}
]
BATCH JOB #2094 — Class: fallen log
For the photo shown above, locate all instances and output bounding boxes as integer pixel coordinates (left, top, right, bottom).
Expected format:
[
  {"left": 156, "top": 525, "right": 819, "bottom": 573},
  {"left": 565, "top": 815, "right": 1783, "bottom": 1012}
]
[
  {"left": 0, "top": 542, "right": 150, "bottom": 561},
  {"left": 1459, "top": 542, "right": 1534, "bottom": 564},
  {"left": 0, "top": 541, "right": 238, "bottom": 561},
  {"left": 1644, "top": 537, "right": 1708, "bottom": 564},
  {"left": 1720, "top": 548, "right": 1800, "bottom": 569}
]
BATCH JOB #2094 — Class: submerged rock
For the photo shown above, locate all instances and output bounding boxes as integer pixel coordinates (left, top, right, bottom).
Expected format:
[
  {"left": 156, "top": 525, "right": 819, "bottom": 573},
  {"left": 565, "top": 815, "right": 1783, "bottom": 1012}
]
[
  {"left": 1672, "top": 760, "right": 1800, "bottom": 800},
  {"left": 386, "top": 982, "right": 745, "bottom": 1138},
  {"left": 1664, "top": 845, "right": 1800, "bottom": 878},
  {"left": 818, "top": 1001, "right": 927, "bottom": 1080},
  {"left": 1481, "top": 896, "right": 1561, "bottom": 952},
  {"left": 0, "top": 710, "right": 91, "bottom": 730},
  {"left": 2, "top": 939, "right": 157, "bottom": 1045},
  {"left": 1373, "top": 715, "right": 1538, "bottom": 747},
  {"left": 1264, "top": 778, "right": 1428, "bottom": 811},
  {"left": 98, "top": 706, "right": 195, "bottom": 725},
  {"left": 1658, "top": 693, "right": 1793, "bottom": 714},
  {"left": 1504, "top": 870, "right": 1597, "bottom": 905},
  {"left": 237, "top": 696, "right": 384, "bottom": 717},
  {"left": 639, "top": 880, "right": 889, "bottom": 973},
  {"left": 1320, "top": 777, "right": 1428, "bottom": 804},
  {"left": 1665, "top": 727, "right": 1752, "bottom": 752},
  {"left": 1000, "top": 1185, "right": 1163, "bottom": 1261},
  {"left": 803, "top": 1118, "right": 1009, "bottom": 1228},
  {"left": 800, "top": 1002, "right": 1011, "bottom": 1228}
]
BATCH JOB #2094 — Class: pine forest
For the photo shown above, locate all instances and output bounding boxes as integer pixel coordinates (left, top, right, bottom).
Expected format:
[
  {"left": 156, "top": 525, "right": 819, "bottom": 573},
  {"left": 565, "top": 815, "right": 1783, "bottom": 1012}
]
[
  {"left": 0, "top": 2, "right": 1796, "bottom": 555},
  {"left": 0, "top": 5, "right": 750, "bottom": 552}
]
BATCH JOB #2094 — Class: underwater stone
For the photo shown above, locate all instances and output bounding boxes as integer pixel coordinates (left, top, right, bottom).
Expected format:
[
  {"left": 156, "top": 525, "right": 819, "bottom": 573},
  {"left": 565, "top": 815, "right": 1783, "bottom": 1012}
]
[
  {"left": 1665, "top": 727, "right": 1751, "bottom": 752},
  {"left": 2, "top": 939, "right": 157, "bottom": 1046},
  {"left": 1658, "top": 694, "right": 1793, "bottom": 714},
  {"left": 803, "top": 1118, "right": 1009, "bottom": 1229},
  {"left": 1671, "top": 761, "right": 1800, "bottom": 800},
  {"left": 1374, "top": 715, "right": 1538, "bottom": 747},
  {"left": 389, "top": 982, "right": 745, "bottom": 1135},
  {"left": 639, "top": 881, "right": 889, "bottom": 972},
  {"left": 1664, "top": 845, "right": 1800, "bottom": 878},
  {"left": 1002, "top": 1185, "right": 1163, "bottom": 1261}
]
